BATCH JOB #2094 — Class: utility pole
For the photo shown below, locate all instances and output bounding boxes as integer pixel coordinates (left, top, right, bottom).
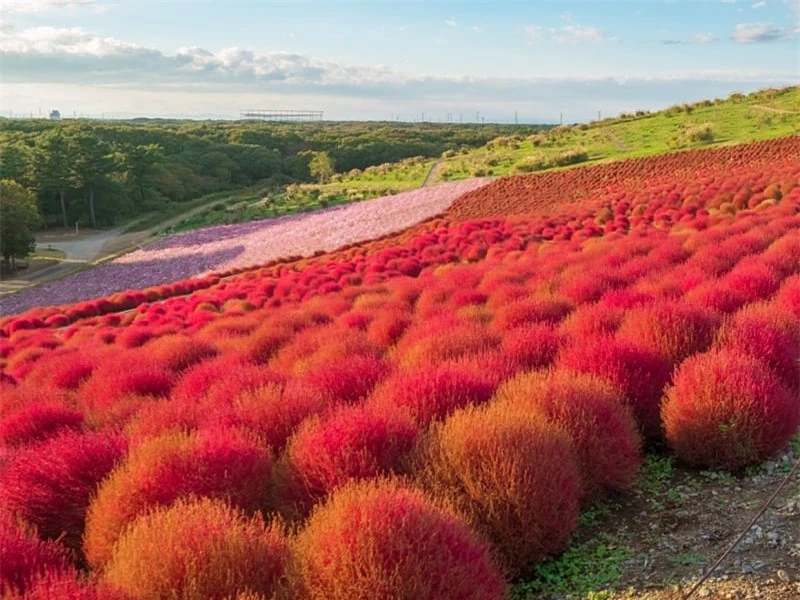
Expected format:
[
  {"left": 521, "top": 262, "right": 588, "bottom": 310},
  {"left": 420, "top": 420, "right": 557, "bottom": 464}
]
[
  {"left": 560, "top": 112, "right": 563, "bottom": 126},
  {"left": 598, "top": 110, "right": 602, "bottom": 121},
  {"left": 515, "top": 110, "right": 518, "bottom": 124}
]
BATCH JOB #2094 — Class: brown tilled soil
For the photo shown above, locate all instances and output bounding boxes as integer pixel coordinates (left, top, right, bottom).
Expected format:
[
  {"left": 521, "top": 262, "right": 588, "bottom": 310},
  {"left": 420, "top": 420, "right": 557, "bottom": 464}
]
[{"left": 528, "top": 443, "right": 800, "bottom": 600}]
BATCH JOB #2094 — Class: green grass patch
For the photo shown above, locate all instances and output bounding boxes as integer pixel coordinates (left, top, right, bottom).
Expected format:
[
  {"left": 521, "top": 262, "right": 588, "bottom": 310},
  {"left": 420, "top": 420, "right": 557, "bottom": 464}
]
[{"left": 512, "top": 533, "right": 630, "bottom": 599}]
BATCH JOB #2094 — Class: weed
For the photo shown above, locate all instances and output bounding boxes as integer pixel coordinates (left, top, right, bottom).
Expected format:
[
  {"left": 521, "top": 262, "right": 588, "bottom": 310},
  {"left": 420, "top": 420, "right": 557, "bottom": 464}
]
[
  {"left": 512, "top": 533, "right": 629, "bottom": 599},
  {"left": 578, "top": 501, "right": 614, "bottom": 528},
  {"left": 668, "top": 552, "right": 706, "bottom": 567},
  {"left": 638, "top": 455, "right": 674, "bottom": 495}
]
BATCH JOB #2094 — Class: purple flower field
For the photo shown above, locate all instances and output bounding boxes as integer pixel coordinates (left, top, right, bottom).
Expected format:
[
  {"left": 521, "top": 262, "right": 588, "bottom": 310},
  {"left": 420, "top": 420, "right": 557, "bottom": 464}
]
[{"left": 0, "top": 179, "right": 489, "bottom": 316}]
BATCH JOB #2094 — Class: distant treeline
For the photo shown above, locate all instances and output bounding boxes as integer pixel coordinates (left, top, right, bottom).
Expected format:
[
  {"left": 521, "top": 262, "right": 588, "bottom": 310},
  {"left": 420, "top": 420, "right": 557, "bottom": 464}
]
[{"left": 0, "top": 119, "right": 545, "bottom": 228}]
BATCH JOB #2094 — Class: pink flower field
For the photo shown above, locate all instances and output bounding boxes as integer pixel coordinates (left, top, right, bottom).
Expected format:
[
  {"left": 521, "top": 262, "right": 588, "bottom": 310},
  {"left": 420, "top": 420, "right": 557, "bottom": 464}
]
[{"left": 0, "top": 179, "right": 488, "bottom": 316}]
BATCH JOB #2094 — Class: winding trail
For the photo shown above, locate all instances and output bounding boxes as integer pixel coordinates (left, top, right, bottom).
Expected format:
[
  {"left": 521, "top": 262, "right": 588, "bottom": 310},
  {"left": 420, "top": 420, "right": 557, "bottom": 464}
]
[{"left": 422, "top": 160, "right": 444, "bottom": 187}]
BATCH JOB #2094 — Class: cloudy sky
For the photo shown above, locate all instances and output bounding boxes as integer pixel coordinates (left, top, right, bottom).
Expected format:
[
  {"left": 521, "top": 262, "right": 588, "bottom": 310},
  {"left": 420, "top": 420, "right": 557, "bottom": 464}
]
[{"left": 1, "top": 0, "right": 798, "bottom": 122}]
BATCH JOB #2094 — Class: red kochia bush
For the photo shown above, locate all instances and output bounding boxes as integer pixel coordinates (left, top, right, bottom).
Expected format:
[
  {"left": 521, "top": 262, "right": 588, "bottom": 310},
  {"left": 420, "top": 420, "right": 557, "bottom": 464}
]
[
  {"left": 715, "top": 303, "right": 800, "bottom": 391},
  {"left": 171, "top": 355, "right": 284, "bottom": 405},
  {"left": 493, "top": 369, "right": 642, "bottom": 499},
  {"left": 79, "top": 352, "right": 173, "bottom": 405},
  {"left": 0, "top": 431, "right": 126, "bottom": 555},
  {"left": 557, "top": 336, "right": 672, "bottom": 438},
  {"left": 0, "top": 516, "right": 74, "bottom": 597},
  {"left": 416, "top": 401, "right": 580, "bottom": 574},
  {"left": 662, "top": 349, "right": 800, "bottom": 471},
  {"left": 616, "top": 301, "right": 720, "bottom": 365},
  {"left": 0, "top": 391, "right": 84, "bottom": 448},
  {"left": 775, "top": 273, "right": 800, "bottom": 317},
  {"left": 277, "top": 403, "right": 418, "bottom": 517},
  {"left": 299, "top": 354, "right": 390, "bottom": 404},
  {"left": 5, "top": 572, "right": 126, "bottom": 600},
  {"left": 103, "top": 498, "right": 288, "bottom": 600},
  {"left": 289, "top": 479, "right": 507, "bottom": 600},
  {"left": 501, "top": 323, "right": 562, "bottom": 371},
  {"left": 83, "top": 428, "right": 273, "bottom": 568},
  {"left": 369, "top": 363, "right": 497, "bottom": 425}
]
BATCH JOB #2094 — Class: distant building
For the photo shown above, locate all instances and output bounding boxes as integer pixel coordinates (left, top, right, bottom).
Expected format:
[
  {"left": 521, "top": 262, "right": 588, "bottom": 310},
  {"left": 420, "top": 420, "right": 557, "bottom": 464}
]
[{"left": 49, "top": 110, "right": 61, "bottom": 120}]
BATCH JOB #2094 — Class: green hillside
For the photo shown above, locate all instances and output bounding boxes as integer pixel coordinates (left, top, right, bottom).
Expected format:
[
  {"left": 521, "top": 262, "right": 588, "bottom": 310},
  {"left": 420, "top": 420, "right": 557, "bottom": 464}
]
[{"left": 432, "top": 86, "right": 799, "bottom": 182}]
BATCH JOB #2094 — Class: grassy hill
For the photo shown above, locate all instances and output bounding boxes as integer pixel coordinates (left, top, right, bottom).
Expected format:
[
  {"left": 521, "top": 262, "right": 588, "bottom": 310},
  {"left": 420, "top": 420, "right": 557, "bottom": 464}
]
[
  {"left": 432, "top": 86, "right": 799, "bottom": 182},
  {"left": 170, "top": 86, "right": 798, "bottom": 232}
]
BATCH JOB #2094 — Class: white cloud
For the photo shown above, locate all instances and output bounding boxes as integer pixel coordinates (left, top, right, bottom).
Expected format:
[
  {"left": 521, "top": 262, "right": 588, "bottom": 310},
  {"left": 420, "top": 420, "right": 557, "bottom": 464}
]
[
  {"left": 752, "top": 1, "right": 767, "bottom": 7},
  {"left": 524, "top": 25, "right": 542, "bottom": 44},
  {"left": 445, "top": 18, "right": 457, "bottom": 27},
  {"left": 472, "top": 25, "right": 484, "bottom": 33},
  {"left": 731, "top": 21, "right": 798, "bottom": 41},
  {"left": 721, "top": 0, "right": 736, "bottom": 3},
  {"left": 1, "top": 0, "right": 96, "bottom": 13},
  {"left": 2, "top": 24, "right": 795, "bottom": 123},
  {"left": 550, "top": 25, "right": 608, "bottom": 45},
  {"left": 694, "top": 32, "right": 718, "bottom": 42},
  {"left": 2, "top": 26, "right": 144, "bottom": 55}
]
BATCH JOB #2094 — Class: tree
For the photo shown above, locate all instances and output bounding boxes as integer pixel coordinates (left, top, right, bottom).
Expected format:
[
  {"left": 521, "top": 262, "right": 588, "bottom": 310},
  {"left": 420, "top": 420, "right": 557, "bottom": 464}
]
[
  {"left": 122, "top": 143, "right": 165, "bottom": 207},
  {"left": 0, "top": 141, "right": 34, "bottom": 187},
  {"left": 309, "top": 151, "right": 335, "bottom": 183},
  {"left": 72, "top": 132, "right": 115, "bottom": 228},
  {"left": 33, "top": 129, "right": 77, "bottom": 228},
  {"left": 0, "top": 180, "right": 41, "bottom": 270}
]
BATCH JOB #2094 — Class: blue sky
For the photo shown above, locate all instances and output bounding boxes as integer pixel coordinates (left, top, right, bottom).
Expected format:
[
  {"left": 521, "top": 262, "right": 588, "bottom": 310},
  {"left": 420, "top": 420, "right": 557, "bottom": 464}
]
[{"left": 1, "top": 0, "right": 798, "bottom": 122}]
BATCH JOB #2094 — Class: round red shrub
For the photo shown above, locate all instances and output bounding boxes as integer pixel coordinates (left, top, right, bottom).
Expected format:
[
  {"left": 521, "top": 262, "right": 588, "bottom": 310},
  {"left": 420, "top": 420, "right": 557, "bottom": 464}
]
[
  {"left": 501, "top": 323, "right": 562, "bottom": 371},
  {"left": 24, "top": 350, "right": 99, "bottom": 391},
  {"left": 493, "top": 369, "right": 642, "bottom": 499},
  {"left": 277, "top": 402, "right": 418, "bottom": 517},
  {"left": 715, "top": 303, "right": 800, "bottom": 391},
  {"left": 103, "top": 497, "right": 288, "bottom": 600},
  {"left": 416, "top": 401, "right": 580, "bottom": 574},
  {"left": 0, "top": 397, "right": 84, "bottom": 448},
  {"left": 0, "top": 516, "right": 74, "bottom": 597},
  {"left": 491, "top": 296, "right": 574, "bottom": 331},
  {"left": 197, "top": 379, "right": 331, "bottom": 452},
  {"left": 557, "top": 336, "right": 672, "bottom": 438},
  {"left": 370, "top": 363, "right": 497, "bottom": 425},
  {"left": 775, "top": 274, "right": 800, "bottom": 317},
  {"left": 300, "top": 354, "right": 390, "bottom": 404},
  {"left": 0, "top": 431, "right": 126, "bottom": 555},
  {"left": 289, "top": 479, "right": 507, "bottom": 600},
  {"left": 558, "top": 303, "right": 624, "bottom": 341},
  {"left": 171, "top": 355, "right": 284, "bottom": 405},
  {"left": 146, "top": 334, "right": 217, "bottom": 372},
  {"left": 83, "top": 427, "right": 273, "bottom": 568},
  {"left": 616, "top": 301, "right": 720, "bottom": 365},
  {"left": 79, "top": 352, "right": 173, "bottom": 407},
  {"left": 662, "top": 349, "right": 799, "bottom": 470}
]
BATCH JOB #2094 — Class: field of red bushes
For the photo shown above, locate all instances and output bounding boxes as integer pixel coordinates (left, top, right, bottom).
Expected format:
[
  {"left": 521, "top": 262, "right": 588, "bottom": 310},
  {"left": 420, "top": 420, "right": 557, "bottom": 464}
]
[{"left": 1, "top": 136, "right": 799, "bottom": 599}]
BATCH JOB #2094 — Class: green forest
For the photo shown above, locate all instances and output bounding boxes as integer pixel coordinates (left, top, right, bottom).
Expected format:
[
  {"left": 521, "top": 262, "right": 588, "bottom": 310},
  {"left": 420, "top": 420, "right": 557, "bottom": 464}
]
[{"left": 0, "top": 119, "right": 542, "bottom": 230}]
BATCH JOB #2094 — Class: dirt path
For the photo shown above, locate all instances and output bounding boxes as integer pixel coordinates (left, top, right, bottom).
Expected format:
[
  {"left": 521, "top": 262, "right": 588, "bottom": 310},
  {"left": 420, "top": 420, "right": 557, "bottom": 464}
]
[{"left": 422, "top": 160, "right": 444, "bottom": 187}]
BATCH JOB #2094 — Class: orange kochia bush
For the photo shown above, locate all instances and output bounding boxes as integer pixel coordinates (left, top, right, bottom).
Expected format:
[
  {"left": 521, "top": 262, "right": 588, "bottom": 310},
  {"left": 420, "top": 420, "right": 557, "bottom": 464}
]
[{"left": 289, "top": 479, "right": 508, "bottom": 600}]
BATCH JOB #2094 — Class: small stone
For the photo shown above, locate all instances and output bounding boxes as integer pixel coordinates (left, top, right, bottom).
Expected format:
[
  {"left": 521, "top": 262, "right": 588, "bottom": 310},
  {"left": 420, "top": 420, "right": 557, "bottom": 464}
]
[
  {"left": 767, "top": 531, "right": 780, "bottom": 545},
  {"left": 698, "top": 587, "right": 712, "bottom": 598},
  {"left": 777, "top": 569, "right": 790, "bottom": 583}
]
